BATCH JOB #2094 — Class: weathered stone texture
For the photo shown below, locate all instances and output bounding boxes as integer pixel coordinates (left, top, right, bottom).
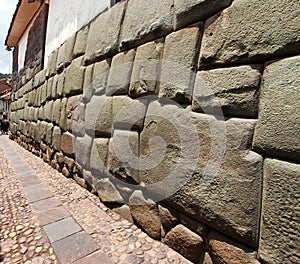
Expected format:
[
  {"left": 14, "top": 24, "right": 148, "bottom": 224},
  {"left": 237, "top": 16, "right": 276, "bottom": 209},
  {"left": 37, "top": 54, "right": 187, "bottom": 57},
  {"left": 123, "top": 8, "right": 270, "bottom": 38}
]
[
  {"left": 180, "top": 214, "right": 208, "bottom": 237},
  {"left": 46, "top": 49, "right": 58, "bottom": 77},
  {"left": 139, "top": 101, "right": 199, "bottom": 201},
  {"left": 193, "top": 65, "right": 261, "bottom": 117},
  {"left": 52, "top": 126, "right": 61, "bottom": 151},
  {"left": 111, "top": 96, "right": 147, "bottom": 131},
  {"left": 199, "top": 0, "right": 300, "bottom": 67},
  {"left": 90, "top": 138, "right": 109, "bottom": 174},
  {"left": 85, "top": 96, "right": 112, "bottom": 137},
  {"left": 94, "top": 178, "right": 123, "bottom": 203},
  {"left": 82, "top": 64, "right": 94, "bottom": 103},
  {"left": 112, "top": 205, "right": 134, "bottom": 223},
  {"left": 159, "top": 25, "right": 201, "bottom": 103},
  {"left": 75, "top": 134, "right": 92, "bottom": 169},
  {"left": 61, "top": 132, "right": 75, "bottom": 156},
  {"left": 93, "top": 60, "right": 110, "bottom": 96},
  {"left": 163, "top": 224, "right": 204, "bottom": 263},
  {"left": 44, "top": 100, "right": 54, "bottom": 122},
  {"left": 59, "top": 98, "right": 67, "bottom": 131},
  {"left": 46, "top": 123, "right": 53, "bottom": 145},
  {"left": 73, "top": 25, "right": 89, "bottom": 58},
  {"left": 64, "top": 95, "right": 81, "bottom": 132},
  {"left": 72, "top": 101, "right": 86, "bottom": 137},
  {"left": 120, "top": 0, "right": 173, "bottom": 50},
  {"left": 208, "top": 231, "right": 259, "bottom": 264},
  {"left": 129, "top": 40, "right": 164, "bottom": 98},
  {"left": 84, "top": 2, "right": 126, "bottom": 63},
  {"left": 106, "top": 50, "right": 136, "bottom": 96},
  {"left": 167, "top": 113, "right": 263, "bottom": 247},
  {"left": 52, "top": 99, "right": 61, "bottom": 125},
  {"left": 129, "top": 190, "right": 162, "bottom": 240},
  {"left": 56, "top": 42, "right": 67, "bottom": 72},
  {"left": 63, "top": 33, "right": 76, "bottom": 67},
  {"left": 253, "top": 56, "right": 300, "bottom": 162},
  {"left": 56, "top": 72, "right": 65, "bottom": 98},
  {"left": 64, "top": 57, "right": 85, "bottom": 97},
  {"left": 108, "top": 130, "right": 139, "bottom": 184},
  {"left": 174, "top": 0, "right": 233, "bottom": 29},
  {"left": 259, "top": 159, "right": 300, "bottom": 264},
  {"left": 158, "top": 204, "right": 179, "bottom": 231}
]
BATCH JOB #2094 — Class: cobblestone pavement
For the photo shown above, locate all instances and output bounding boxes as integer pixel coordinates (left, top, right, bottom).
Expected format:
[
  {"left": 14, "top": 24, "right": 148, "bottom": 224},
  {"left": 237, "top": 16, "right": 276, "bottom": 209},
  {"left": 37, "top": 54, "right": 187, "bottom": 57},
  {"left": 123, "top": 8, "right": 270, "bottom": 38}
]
[{"left": 0, "top": 135, "right": 191, "bottom": 264}]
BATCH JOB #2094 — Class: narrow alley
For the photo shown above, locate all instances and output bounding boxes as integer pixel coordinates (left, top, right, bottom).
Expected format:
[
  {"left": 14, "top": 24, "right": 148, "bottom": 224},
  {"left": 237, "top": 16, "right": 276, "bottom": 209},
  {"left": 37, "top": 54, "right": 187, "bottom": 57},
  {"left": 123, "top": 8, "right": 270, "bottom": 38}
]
[{"left": 0, "top": 135, "right": 190, "bottom": 264}]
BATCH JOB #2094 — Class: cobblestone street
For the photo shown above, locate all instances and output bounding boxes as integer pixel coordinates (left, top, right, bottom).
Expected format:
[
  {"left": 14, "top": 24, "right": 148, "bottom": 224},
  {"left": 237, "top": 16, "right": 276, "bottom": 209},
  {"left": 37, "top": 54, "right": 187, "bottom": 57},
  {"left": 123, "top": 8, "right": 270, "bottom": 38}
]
[{"left": 0, "top": 135, "right": 191, "bottom": 264}]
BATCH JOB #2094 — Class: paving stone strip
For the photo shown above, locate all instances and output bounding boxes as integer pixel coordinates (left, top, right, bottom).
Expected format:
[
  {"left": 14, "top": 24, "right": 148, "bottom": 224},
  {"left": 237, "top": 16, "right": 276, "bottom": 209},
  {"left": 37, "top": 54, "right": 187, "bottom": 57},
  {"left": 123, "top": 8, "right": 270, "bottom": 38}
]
[{"left": 0, "top": 135, "right": 191, "bottom": 264}]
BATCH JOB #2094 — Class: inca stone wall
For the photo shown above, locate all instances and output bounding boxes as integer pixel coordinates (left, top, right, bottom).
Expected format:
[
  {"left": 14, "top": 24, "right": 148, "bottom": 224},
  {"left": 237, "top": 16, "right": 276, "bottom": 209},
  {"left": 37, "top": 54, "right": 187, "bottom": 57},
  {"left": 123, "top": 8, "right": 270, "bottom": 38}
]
[{"left": 10, "top": 0, "right": 300, "bottom": 263}]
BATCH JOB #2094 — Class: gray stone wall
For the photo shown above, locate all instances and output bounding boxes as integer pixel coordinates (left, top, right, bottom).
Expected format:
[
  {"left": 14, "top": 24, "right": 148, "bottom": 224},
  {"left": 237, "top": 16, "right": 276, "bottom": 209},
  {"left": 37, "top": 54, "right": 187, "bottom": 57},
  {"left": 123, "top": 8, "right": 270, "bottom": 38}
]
[{"left": 10, "top": 0, "right": 300, "bottom": 263}]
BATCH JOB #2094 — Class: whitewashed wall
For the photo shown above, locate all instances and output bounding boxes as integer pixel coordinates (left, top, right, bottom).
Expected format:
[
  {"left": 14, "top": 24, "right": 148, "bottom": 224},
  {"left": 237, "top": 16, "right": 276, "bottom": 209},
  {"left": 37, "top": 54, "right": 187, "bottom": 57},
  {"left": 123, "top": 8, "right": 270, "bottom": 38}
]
[
  {"left": 17, "top": 22, "right": 29, "bottom": 70},
  {"left": 44, "top": 0, "right": 110, "bottom": 66}
]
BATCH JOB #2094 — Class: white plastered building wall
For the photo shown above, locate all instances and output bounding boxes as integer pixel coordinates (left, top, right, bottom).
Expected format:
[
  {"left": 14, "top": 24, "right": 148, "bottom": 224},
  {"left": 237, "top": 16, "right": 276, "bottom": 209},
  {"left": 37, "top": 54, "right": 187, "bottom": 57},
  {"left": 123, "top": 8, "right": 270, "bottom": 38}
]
[
  {"left": 18, "top": 26, "right": 29, "bottom": 70},
  {"left": 44, "top": 0, "right": 110, "bottom": 66}
]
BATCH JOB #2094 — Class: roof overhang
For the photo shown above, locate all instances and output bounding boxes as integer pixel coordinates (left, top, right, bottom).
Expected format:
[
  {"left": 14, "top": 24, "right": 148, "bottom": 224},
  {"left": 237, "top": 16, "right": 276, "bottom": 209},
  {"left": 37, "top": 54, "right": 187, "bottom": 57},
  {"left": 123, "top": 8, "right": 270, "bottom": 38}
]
[{"left": 5, "top": 0, "right": 43, "bottom": 47}]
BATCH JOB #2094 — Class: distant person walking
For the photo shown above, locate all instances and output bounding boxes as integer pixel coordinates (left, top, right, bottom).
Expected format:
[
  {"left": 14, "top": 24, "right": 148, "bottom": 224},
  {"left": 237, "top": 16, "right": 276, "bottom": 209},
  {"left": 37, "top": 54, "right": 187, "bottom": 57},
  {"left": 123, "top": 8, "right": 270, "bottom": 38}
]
[{"left": 1, "top": 115, "right": 10, "bottom": 135}]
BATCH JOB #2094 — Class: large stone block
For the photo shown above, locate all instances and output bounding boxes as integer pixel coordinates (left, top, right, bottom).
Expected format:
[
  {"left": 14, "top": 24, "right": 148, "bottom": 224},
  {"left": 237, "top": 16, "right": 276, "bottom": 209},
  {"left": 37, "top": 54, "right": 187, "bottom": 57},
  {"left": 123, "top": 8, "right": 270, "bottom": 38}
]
[
  {"left": 73, "top": 25, "right": 89, "bottom": 58},
  {"left": 129, "top": 190, "right": 162, "bottom": 240},
  {"left": 85, "top": 96, "right": 112, "bottom": 137},
  {"left": 47, "top": 49, "right": 58, "bottom": 77},
  {"left": 90, "top": 138, "right": 109, "bottom": 174},
  {"left": 192, "top": 65, "right": 261, "bottom": 117},
  {"left": 82, "top": 64, "right": 94, "bottom": 103},
  {"left": 52, "top": 126, "right": 61, "bottom": 151},
  {"left": 253, "top": 56, "right": 300, "bottom": 162},
  {"left": 51, "top": 75, "right": 58, "bottom": 99},
  {"left": 40, "top": 83, "right": 48, "bottom": 105},
  {"left": 111, "top": 96, "right": 147, "bottom": 131},
  {"left": 163, "top": 224, "right": 204, "bottom": 263},
  {"left": 64, "top": 57, "right": 85, "bottom": 97},
  {"left": 44, "top": 100, "right": 54, "bottom": 122},
  {"left": 75, "top": 134, "right": 93, "bottom": 169},
  {"left": 259, "top": 159, "right": 300, "bottom": 264},
  {"left": 46, "top": 78, "right": 54, "bottom": 100},
  {"left": 72, "top": 101, "right": 86, "bottom": 137},
  {"left": 208, "top": 231, "right": 259, "bottom": 264},
  {"left": 107, "top": 130, "right": 139, "bottom": 184},
  {"left": 139, "top": 100, "right": 200, "bottom": 201},
  {"left": 159, "top": 25, "right": 201, "bottom": 103},
  {"left": 56, "top": 72, "right": 65, "bottom": 98},
  {"left": 84, "top": 2, "right": 126, "bottom": 63},
  {"left": 59, "top": 98, "right": 67, "bottom": 131},
  {"left": 106, "top": 49, "right": 136, "bottom": 96},
  {"left": 52, "top": 99, "right": 62, "bottom": 125},
  {"left": 56, "top": 42, "right": 67, "bottom": 72},
  {"left": 199, "top": 0, "right": 300, "bottom": 67},
  {"left": 56, "top": 33, "right": 76, "bottom": 72},
  {"left": 46, "top": 123, "right": 53, "bottom": 145},
  {"left": 174, "top": 0, "right": 233, "bottom": 30},
  {"left": 119, "top": 0, "right": 173, "bottom": 50},
  {"left": 166, "top": 113, "right": 263, "bottom": 247},
  {"left": 61, "top": 132, "right": 75, "bottom": 156},
  {"left": 33, "top": 69, "right": 46, "bottom": 88},
  {"left": 63, "top": 33, "right": 76, "bottom": 68},
  {"left": 65, "top": 95, "right": 81, "bottom": 132},
  {"left": 40, "top": 121, "right": 49, "bottom": 143},
  {"left": 129, "top": 40, "right": 164, "bottom": 98},
  {"left": 94, "top": 177, "right": 123, "bottom": 203},
  {"left": 92, "top": 60, "right": 110, "bottom": 96}
]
